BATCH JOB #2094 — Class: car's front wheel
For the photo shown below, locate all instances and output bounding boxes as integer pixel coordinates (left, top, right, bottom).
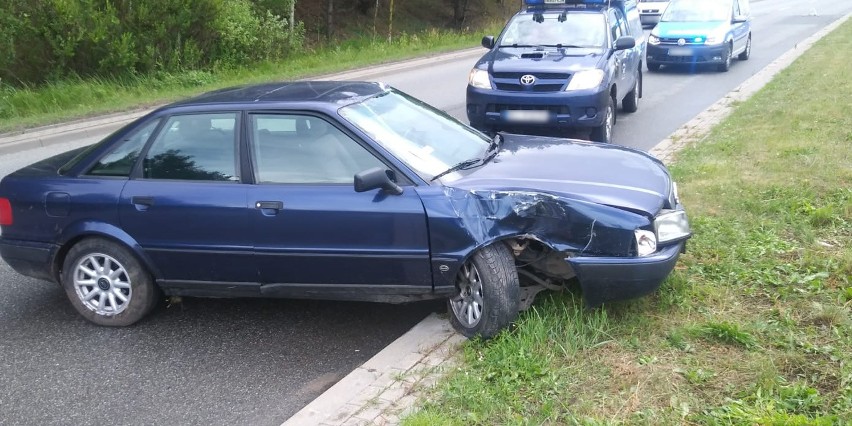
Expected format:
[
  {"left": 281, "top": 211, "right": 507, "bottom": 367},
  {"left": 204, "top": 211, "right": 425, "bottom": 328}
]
[
  {"left": 61, "top": 238, "right": 160, "bottom": 326},
  {"left": 448, "top": 243, "right": 519, "bottom": 339}
]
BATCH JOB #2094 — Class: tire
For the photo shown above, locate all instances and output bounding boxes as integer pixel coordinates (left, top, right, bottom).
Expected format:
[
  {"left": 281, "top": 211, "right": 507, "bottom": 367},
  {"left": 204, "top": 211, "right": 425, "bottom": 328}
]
[
  {"left": 647, "top": 62, "right": 661, "bottom": 72},
  {"left": 738, "top": 35, "right": 752, "bottom": 60},
  {"left": 622, "top": 70, "right": 641, "bottom": 113},
  {"left": 448, "top": 243, "right": 519, "bottom": 339},
  {"left": 718, "top": 43, "right": 732, "bottom": 72},
  {"left": 589, "top": 96, "right": 615, "bottom": 143},
  {"left": 61, "top": 238, "right": 159, "bottom": 326}
]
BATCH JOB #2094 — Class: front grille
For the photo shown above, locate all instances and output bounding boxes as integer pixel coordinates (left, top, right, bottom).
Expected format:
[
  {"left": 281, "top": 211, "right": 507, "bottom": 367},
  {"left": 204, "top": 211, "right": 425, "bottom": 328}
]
[
  {"left": 659, "top": 37, "right": 704, "bottom": 45},
  {"left": 492, "top": 72, "right": 570, "bottom": 80},
  {"left": 491, "top": 72, "right": 569, "bottom": 93},
  {"left": 494, "top": 83, "right": 565, "bottom": 92}
]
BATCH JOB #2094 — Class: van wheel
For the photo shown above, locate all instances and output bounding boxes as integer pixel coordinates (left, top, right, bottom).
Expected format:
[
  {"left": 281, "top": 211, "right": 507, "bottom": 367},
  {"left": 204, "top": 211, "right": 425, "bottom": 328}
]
[
  {"left": 622, "top": 70, "right": 641, "bottom": 113},
  {"left": 718, "top": 43, "right": 732, "bottom": 72},
  {"left": 738, "top": 35, "right": 752, "bottom": 60},
  {"left": 590, "top": 96, "right": 615, "bottom": 143},
  {"left": 448, "top": 243, "right": 519, "bottom": 339},
  {"left": 61, "top": 238, "right": 159, "bottom": 326}
]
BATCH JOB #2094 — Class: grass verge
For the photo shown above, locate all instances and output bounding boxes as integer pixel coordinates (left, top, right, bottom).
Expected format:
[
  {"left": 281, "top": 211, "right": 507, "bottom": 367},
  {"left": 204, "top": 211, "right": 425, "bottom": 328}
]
[
  {"left": 405, "top": 19, "right": 852, "bottom": 426},
  {"left": 0, "top": 26, "right": 500, "bottom": 133}
]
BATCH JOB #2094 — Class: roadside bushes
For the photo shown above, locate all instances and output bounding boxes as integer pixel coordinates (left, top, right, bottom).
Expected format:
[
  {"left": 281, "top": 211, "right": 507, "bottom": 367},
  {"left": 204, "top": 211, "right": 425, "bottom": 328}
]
[{"left": 0, "top": 0, "right": 304, "bottom": 86}]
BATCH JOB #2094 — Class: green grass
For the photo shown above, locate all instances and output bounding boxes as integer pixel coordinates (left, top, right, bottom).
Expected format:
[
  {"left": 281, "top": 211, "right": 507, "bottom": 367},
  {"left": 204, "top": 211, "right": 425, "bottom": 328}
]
[
  {"left": 0, "top": 26, "right": 502, "bottom": 133},
  {"left": 405, "top": 19, "right": 852, "bottom": 426}
]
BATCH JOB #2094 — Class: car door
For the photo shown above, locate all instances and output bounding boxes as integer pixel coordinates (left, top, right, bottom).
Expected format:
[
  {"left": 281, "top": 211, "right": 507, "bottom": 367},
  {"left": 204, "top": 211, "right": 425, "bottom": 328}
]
[
  {"left": 608, "top": 9, "right": 631, "bottom": 93},
  {"left": 731, "top": 0, "right": 749, "bottom": 52},
  {"left": 246, "top": 113, "right": 432, "bottom": 296},
  {"left": 118, "top": 112, "right": 257, "bottom": 293}
]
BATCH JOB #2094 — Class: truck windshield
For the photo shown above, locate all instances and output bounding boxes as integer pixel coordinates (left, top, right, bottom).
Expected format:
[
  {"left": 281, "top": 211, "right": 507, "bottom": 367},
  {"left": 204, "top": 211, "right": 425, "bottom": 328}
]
[{"left": 498, "top": 13, "right": 606, "bottom": 48}]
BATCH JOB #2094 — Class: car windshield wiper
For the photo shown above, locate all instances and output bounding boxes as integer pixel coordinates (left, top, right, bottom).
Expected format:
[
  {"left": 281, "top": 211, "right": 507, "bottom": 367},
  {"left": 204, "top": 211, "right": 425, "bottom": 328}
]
[
  {"left": 485, "top": 133, "right": 503, "bottom": 159},
  {"left": 430, "top": 158, "right": 485, "bottom": 182}
]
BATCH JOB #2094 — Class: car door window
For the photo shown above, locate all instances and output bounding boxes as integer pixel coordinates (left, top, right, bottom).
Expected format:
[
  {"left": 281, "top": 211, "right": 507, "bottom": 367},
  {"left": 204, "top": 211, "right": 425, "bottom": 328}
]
[
  {"left": 732, "top": 0, "right": 741, "bottom": 19},
  {"left": 250, "top": 114, "right": 384, "bottom": 184},
  {"left": 609, "top": 10, "right": 622, "bottom": 45},
  {"left": 87, "top": 119, "right": 160, "bottom": 177},
  {"left": 142, "top": 113, "right": 238, "bottom": 181}
]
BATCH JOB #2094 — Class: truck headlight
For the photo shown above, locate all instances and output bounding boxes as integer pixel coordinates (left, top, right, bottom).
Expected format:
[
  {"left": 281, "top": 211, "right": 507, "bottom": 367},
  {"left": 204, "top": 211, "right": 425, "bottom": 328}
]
[
  {"left": 635, "top": 230, "right": 657, "bottom": 256},
  {"left": 654, "top": 209, "right": 691, "bottom": 244},
  {"left": 469, "top": 68, "right": 492, "bottom": 89},
  {"left": 565, "top": 69, "right": 604, "bottom": 91}
]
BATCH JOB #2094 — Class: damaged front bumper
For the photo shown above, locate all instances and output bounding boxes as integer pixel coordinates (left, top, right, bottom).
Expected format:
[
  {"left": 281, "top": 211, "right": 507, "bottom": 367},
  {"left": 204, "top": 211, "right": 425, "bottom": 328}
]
[{"left": 568, "top": 241, "right": 685, "bottom": 308}]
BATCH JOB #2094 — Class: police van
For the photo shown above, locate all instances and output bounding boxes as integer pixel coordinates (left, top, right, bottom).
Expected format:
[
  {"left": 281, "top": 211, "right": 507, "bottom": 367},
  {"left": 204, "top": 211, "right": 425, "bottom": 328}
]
[{"left": 466, "top": 0, "right": 645, "bottom": 144}]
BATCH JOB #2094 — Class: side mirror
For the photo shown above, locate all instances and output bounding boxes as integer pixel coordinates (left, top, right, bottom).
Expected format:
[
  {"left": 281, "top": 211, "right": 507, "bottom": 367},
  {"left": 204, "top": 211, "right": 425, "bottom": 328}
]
[
  {"left": 481, "top": 36, "right": 495, "bottom": 49},
  {"left": 614, "top": 36, "right": 636, "bottom": 51},
  {"left": 354, "top": 167, "right": 403, "bottom": 195}
]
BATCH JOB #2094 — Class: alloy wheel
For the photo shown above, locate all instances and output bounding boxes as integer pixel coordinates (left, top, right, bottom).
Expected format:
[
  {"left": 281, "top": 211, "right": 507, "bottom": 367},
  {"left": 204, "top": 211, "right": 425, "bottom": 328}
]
[
  {"left": 450, "top": 261, "right": 484, "bottom": 328},
  {"left": 72, "top": 253, "right": 132, "bottom": 316}
]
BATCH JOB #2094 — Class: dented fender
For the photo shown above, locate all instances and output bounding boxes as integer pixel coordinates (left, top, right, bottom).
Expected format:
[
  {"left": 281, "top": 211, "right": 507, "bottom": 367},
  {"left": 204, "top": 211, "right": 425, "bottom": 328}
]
[{"left": 416, "top": 186, "right": 652, "bottom": 290}]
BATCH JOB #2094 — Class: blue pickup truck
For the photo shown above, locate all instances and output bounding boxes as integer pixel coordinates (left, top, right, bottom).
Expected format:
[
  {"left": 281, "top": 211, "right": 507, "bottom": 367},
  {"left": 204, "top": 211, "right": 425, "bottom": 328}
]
[{"left": 466, "top": 0, "right": 646, "bottom": 144}]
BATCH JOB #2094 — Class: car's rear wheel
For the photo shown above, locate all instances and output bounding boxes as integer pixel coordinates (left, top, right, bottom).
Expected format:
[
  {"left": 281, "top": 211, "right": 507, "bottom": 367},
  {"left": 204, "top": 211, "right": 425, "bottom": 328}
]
[
  {"left": 738, "top": 35, "right": 752, "bottom": 60},
  {"left": 622, "top": 70, "right": 641, "bottom": 113},
  {"left": 718, "top": 43, "right": 732, "bottom": 72},
  {"left": 448, "top": 243, "right": 519, "bottom": 339},
  {"left": 61, "top": 238, "right": 159, "bottom": 326},
  {"left": 590, "top": 96, "right": 615, "bottom": 143}
]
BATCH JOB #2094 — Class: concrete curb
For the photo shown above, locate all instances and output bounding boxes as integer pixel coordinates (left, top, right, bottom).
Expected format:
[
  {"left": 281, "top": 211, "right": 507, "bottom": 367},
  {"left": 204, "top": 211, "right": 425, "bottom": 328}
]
[
  {"left": 0, "top": 47, "right": 483, "bottom": 157},
  {"left": 282, "top": 313, "right": 466, "bottom": 426}
]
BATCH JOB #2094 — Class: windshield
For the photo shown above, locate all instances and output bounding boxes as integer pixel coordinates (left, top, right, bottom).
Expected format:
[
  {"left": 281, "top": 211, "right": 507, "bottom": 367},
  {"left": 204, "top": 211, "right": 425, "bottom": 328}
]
[
  {"left": 339, "top": 90, "right": 491, "bottom": 182},
  {"left": 498, "top": 13, "right": 606, "bottom": 48},
  {"left": 661, "top": 0, "right": 731, "bottom": 22}
]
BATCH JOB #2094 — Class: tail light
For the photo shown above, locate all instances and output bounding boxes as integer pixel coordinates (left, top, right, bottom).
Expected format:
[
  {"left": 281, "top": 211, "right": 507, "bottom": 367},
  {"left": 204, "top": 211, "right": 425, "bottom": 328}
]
[{"left": 0, "top": 197, "right": 12, "bottom": 226}]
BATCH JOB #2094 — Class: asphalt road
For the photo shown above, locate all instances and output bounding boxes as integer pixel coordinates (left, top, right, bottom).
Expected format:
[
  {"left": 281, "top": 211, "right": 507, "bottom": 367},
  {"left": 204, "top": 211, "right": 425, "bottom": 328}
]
[{"left": 1, "top": 0, "right": 849, "bottom": 424}]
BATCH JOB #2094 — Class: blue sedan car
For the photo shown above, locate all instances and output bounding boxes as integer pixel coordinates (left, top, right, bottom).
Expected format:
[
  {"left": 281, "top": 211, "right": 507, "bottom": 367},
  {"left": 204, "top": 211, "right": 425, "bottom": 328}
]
[{"left": 0, "top": 82, "right": 690, "bottom": 338}]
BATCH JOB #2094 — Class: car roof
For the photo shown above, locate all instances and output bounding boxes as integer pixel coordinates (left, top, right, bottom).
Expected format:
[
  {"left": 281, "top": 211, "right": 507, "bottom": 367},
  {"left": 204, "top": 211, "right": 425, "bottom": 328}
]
[{"left": 167, "top": 81, "right": 388, "bottom": 109}]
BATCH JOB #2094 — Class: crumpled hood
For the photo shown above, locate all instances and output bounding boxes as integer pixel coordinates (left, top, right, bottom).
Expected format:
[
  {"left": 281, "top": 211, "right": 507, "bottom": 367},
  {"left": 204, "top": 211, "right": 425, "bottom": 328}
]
[
  {"left": 483, "top": 47, "right": 605, "bottom": 74},
  {"left": 450, "top": 134, "right": 671, "bottom": 216}
]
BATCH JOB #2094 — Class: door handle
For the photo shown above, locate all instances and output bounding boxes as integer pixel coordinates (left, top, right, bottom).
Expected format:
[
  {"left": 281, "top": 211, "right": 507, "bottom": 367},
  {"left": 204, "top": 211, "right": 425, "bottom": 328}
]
[
  {"left": 131, "top": 196, "right": 154, "bottom": 212},
  {"left": 255, "top": 201, "right": 283, "bottom": 210}
]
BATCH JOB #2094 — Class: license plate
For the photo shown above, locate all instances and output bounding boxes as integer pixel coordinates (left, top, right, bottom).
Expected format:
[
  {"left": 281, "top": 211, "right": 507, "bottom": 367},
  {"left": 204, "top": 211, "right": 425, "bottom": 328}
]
[
  {"left": 667, "top": 47, "right": 692, "bottom": 57},
  {"left": 504, "top": 110, "right": 550, "bottom": 123}
]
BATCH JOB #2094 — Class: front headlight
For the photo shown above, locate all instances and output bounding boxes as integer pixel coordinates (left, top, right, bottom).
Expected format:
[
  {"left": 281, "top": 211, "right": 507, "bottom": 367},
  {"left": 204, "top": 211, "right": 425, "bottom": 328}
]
[
  {"left": 704, "top": 32, "right": 728, "bottom": 45},
  {"left": 648, "top": 34, "right": 660, "bottom": 45},
  {"left": 468, "top": 68, "right": 492, "bottom": 89},
  {"left": 565, "top": 69, "right": 604, "bottom": 91},
  {"left": 635, "top": 230, "right": 657, "bottom": 257},
  {"left": 654, "top": 209, "right": 691, "bottom": 244}
]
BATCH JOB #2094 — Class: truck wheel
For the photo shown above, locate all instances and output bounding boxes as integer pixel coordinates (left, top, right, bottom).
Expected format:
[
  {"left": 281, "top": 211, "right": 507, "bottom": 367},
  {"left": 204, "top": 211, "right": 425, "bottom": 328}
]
[
  {"left": 448, "top": 243, "right": 519, "bottom": 339},
  {"left": 61, "top": 238, "right": 160, "bottom": 326},
  {"left": 590, "top": 96, "right": 615, "bottom": 143}
]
